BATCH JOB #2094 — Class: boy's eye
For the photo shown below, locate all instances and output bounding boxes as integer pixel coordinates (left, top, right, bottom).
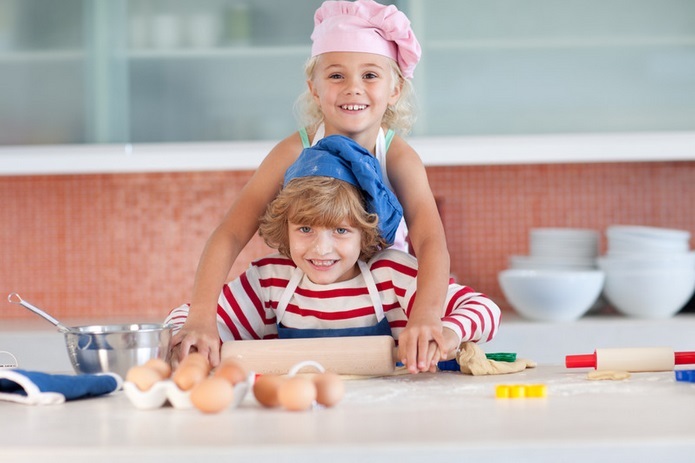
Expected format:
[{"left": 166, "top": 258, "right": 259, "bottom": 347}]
[
  {"left": 299, "top": 226, "right": 312, "bottom": 233},
  {"left": 336, "top": 227, "right": 348, "bottom": 235}
]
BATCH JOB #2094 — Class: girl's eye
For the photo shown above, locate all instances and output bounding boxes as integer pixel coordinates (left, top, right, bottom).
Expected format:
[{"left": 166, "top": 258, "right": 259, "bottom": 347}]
[
  {"left": 363, "top": 72, "right": 378, "bottom": 79},
  {"left": 328, "top": 73, "right": 343, "bottom": 80}
]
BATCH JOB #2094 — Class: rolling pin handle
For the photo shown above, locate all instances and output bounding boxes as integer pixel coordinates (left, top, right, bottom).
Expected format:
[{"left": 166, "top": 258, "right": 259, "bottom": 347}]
[
  {"left": 565, "top": 352, "right": 596, "bottom": 369},
  {"left": 675, "top": 351, "right": 695, "bottom": 365}
]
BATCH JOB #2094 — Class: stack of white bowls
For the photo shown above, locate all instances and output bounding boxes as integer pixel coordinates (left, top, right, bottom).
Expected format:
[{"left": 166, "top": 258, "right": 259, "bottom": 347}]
[
  {"left": 598, "top": 225, "right": 695, "bottom": 319},
  {"left": 511, "top": 228, "right": 600, "bottom": 271},
  {"left": 499, "top": 228, "right": 605, "bottom": 322}
]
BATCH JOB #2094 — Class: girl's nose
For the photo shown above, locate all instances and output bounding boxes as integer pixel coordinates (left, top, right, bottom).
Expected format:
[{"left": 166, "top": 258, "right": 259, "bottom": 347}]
[{"left": 343, "top": 76, "right": 363, "bottom": 95}]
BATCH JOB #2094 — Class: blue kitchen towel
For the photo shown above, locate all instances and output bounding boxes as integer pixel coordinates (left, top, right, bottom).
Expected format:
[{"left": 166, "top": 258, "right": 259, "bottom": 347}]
[{"left": 0, "top": 368, "right": 122, "bottom": 405}]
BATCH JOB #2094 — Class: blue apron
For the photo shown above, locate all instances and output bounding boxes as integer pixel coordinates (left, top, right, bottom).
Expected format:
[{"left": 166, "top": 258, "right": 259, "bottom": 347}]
[{"left": 275, "top": 261, "right": 393, "bottom": 339}]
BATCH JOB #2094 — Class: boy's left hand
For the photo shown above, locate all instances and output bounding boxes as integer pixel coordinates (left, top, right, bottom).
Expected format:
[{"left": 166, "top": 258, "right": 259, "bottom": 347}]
[{"left": 397, "top": 313, "right": 445, "bottom": 373}]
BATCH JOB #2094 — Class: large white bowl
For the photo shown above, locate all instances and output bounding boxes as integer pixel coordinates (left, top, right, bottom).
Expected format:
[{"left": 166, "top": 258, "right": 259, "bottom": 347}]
[
  {"left": 498, "top": 269, "right": 605, "bottom": 322},
  {"left": 601, "top": 267, "right": 695, "bottom": 319}
]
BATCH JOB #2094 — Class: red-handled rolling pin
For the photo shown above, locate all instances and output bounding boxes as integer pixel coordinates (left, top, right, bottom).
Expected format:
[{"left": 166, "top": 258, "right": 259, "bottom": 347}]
[{"left": 566, "top": 347, "right": 695, "bottom": 372}]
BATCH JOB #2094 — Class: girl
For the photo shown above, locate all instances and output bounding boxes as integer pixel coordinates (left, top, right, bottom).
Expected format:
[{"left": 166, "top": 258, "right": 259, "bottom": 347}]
[
  {"left": 167, "top": 136, "right": 499, "bottom": 369},
  {"left": 174, "top": 0, "right": 450, "bottom": 373}
]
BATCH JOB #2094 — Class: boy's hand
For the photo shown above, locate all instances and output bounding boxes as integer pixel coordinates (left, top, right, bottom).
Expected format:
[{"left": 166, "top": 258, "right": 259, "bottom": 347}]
[
  {"left": 397, "top": 313, "right": 445, "bottom": 373},
  {"left": 169, "top": 318, "right": 221, "bottom": 369}
]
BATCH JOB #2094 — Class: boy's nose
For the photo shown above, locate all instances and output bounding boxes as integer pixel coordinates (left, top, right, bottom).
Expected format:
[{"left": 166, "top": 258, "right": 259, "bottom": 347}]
[{"left": 314, "top": 231, "right": 334, "bottom": 255}]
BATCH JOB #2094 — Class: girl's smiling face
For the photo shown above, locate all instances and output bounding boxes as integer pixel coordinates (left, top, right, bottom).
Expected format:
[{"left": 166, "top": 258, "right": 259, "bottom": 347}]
[
  {"left": 288, "top": 220, "right": 362, "bottom": 284},
  {"left": 308, "top": 52, "right": 402, "bottom": 144}
]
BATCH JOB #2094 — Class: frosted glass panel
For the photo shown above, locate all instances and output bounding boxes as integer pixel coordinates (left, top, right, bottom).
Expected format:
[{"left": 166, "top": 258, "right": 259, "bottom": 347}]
[
  {"left": 412, "top": 0, "right": 695, "bottom": 135},
  {"left": 0, "top": 0, "right": 693, "bottom": 145}
]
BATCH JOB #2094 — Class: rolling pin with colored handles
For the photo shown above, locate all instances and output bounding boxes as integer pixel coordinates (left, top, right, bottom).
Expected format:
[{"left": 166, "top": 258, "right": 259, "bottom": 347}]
[
  {"left": 565, "top": 347, "right": 695, "bottom": 372},
  {"left": 221, "top": 335, "right": 397, "bottom": 375}
]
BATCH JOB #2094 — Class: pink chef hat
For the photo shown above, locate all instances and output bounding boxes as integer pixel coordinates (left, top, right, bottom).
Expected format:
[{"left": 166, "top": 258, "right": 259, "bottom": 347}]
[{"left": 311, "top": 0, "right": 421, "bottom": 79}]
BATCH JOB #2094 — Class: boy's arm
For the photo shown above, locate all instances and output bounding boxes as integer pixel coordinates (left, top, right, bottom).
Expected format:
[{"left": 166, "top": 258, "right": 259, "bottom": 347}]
[
  {"left": 386, "top": 136, "right": 451, "bottom": 373},
  {"left": 171, "top": 134, "right": 303, "bottom": 367}
]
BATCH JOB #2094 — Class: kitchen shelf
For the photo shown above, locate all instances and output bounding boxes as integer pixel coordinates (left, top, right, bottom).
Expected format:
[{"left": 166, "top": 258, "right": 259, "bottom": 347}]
[
  {"left": 127, "top": 45, "right": 309, "bottom": 60},
  {"left": 426, "top": 36, "right": 695, "bottom": 50},
  {"left": 1, "top": 131, "right": 693, "bottom": 176}
]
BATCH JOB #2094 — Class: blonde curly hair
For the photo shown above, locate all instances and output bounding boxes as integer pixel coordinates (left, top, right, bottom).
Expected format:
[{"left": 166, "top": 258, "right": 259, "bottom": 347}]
[
  {"left": 259, "top": 176, "right": 387, "bottom": 262},
  {"left": 293, "top": 55, "right": 417, "bottom": 136}
]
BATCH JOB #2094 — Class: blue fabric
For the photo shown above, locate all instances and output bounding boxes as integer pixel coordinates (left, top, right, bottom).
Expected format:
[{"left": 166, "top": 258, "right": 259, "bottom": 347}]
[
  {"left": 0, "top": 369, "right": 120, "bottom": 401},
  {"left": 277, "top": 315, "right": 393, "bottom": 339},
  {"left": 284, "top": 135, "right": 404, "bottom": 245}
]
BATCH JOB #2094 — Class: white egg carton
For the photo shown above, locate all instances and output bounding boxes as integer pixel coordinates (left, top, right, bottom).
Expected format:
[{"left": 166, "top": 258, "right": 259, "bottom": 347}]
[{"left": 123, "top": 376, "right": 251, "bottom": 410}]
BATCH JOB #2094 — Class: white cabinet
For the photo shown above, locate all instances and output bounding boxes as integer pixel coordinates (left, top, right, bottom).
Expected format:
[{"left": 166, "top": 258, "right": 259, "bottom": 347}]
[{"left": 0, "top": 0, "right": 693, "bottom": 149}]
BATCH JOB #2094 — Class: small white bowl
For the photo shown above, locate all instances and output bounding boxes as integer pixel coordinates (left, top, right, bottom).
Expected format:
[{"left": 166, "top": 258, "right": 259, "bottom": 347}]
[
  {"left": 601, "top": 267, "right": 695, "bottom": 319},
  {"left": 510, "top": 254, "right": 596, "bottom": 270},
  {"left": 607, "top": 225, "right": 690, "bottom": 242},
  {"left": 597, "top": 251, "right": 695, "bottom": 271},
  {"left": 498, "top": 269, "right": 605, "bottom": 322}
]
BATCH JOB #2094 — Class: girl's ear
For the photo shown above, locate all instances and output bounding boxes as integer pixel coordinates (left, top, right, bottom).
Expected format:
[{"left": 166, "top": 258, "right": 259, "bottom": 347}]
[
  {"left": 307, "top": 79, "right": 320, "bottom": 103},
  {"left": 388, "top": 78, "right": 403, "bottom": 106}
]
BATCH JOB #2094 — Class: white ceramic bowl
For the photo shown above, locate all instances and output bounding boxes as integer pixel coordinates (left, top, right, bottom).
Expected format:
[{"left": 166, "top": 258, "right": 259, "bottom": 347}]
[
  {"left": 498, "top": 269, "right": 605, "bottom": 322},
  {"left": 606, "top": 225, "right": 690, "bottom": 242},
  {"left": 530, "top": 228, "right": 600, "bottom": 259},
  {"left": 509, "top": 255, "right": 596, "bottom": 271},
  {"left": 597, "top": 251, "right": 695, "bottom": 272},
  {"left": 601, "top": 267, "right": 695, "bottom": 319},
  {"left": 606, "top": 225, "right": 691, "bottom": 255}
]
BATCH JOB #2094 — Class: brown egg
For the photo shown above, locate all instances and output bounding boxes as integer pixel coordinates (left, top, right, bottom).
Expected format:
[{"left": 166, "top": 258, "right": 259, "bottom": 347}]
[
  {"left": 180, "top": 352, "right": 211, "bottom": 373},
  {"left": 190, "top": 377, "right": 234, "bottom": 414},
  {"left": 125, "top": 365, "right": 162, "bottom": 391},
  {"left": 172, "top": 363, "right": 208, "bottom": 391},
  {"left": 253, "top": 374, "right": 285, "bottom": 408},
  {"left": 213, "top": 359, "right": 247, "bottom": 385},
  {"left": 144, "top": 358, "right": 172, "bottom": 379},
  {"left": 278, "top": 376, "right": 317, "bottom": 412},
  {"left": 313, "top": 372, "right": 345, "bottom": 407}
]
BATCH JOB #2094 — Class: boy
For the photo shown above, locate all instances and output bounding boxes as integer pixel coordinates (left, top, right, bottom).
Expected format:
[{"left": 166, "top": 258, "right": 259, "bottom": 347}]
[{"left": 167, "top": 135, "right": 500, "bottom": 371}]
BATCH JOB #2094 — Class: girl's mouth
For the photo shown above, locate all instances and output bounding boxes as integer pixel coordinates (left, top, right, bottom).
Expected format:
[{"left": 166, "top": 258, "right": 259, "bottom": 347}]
[{"left": 310, "top": 259, "right": 337, "bottom": 267}]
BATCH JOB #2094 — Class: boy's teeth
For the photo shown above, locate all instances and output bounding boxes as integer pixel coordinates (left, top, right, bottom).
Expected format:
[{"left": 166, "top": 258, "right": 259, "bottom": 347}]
[{"left": 312, "top": 260, "right": 335, "bottom": 266}]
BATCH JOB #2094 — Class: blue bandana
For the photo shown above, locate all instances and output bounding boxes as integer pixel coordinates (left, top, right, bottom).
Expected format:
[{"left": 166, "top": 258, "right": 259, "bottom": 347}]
[{"left": 284, "top": 135, "right": 404, "bottom": 245}]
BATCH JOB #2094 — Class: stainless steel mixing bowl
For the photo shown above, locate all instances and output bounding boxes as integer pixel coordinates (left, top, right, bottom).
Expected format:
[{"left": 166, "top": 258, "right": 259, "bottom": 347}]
[
  {"left": 64, "top": 323, "right": 173, "bottom": 378},
  {"left": 9, "top": 294, "right": 173, "bottom": 379}
]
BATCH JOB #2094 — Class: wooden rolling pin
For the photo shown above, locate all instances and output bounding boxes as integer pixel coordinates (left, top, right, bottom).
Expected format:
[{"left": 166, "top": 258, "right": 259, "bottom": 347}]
[
  {"left": 565, "top": 347, "right": 695, "bottom": 372},
  {"left": 221, "top": 335, "right": 396, "bottom": 375}
]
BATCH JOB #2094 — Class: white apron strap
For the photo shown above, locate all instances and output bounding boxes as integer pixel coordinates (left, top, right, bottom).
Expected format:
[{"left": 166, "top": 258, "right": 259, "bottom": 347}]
[
  {"left": 358, "top": 260, "right": 385, "bottom": 322},
  {"left": 275, "top": 267, "right": 305, "bottom": 325}
]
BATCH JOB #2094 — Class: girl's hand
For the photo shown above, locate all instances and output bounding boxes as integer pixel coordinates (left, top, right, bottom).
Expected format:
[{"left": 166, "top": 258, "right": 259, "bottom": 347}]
[
  {"left": 169, "top": 317, "right": 221, "bottom": 369},
  {"left": 397, "top": 313, "right": 445, "bottom": 373}
]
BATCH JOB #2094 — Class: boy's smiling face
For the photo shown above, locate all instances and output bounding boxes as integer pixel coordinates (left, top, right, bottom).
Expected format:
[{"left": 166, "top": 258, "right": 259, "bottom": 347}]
[{"left": 288, "top": 220, "right": 362, "bottom": 284}]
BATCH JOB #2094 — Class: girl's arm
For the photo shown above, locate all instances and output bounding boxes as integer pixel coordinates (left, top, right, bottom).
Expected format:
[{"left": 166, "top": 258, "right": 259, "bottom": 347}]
[
  {"left": 386, "top": 135, "right": 451, "bottom": 373},
  {"left": 170, "top": 134, "right": 304, "bottom": 367}
]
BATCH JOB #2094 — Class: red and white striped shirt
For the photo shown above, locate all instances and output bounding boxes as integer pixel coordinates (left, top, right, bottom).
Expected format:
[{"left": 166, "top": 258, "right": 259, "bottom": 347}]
[{"left": 166, "top": 249, "right": 500, "bottom": 345}]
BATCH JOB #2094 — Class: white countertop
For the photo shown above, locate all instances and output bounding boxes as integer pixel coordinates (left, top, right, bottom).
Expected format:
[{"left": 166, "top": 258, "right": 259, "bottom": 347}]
[
  {"left": 3, "top": 313, "right": 695, "bottom": 370},
  {"left": 0, "top": 365, "right": 693, "bottom": 462},
  {"left": 1, "top": 313, "right": 694, "bottom": 461}
]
